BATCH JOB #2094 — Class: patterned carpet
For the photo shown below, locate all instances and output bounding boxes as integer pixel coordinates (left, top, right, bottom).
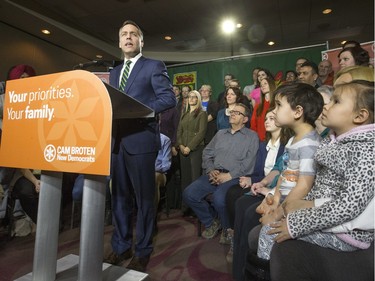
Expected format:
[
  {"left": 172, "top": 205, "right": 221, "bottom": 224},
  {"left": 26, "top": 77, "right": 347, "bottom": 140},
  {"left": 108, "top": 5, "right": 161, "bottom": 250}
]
[{"left": 0, "top": 210, "right": 233, "bottom": 281}]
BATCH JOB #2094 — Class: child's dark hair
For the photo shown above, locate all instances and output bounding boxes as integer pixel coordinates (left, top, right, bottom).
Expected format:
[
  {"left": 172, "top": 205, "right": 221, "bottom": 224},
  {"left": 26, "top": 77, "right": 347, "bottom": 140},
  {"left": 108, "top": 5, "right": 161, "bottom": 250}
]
[
  {"left": 335, "top": 80, "right": 374, "bottom": 123},
  {"left": 274, "top": 83, "right": 324, "bottom": 127}
]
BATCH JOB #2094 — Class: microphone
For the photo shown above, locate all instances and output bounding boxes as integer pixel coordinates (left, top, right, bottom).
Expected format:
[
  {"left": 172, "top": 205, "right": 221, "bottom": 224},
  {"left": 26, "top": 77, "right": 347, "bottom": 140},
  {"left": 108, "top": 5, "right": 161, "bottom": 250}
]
[
  {"left": 73, "top": 60, "right": 116, "bottom": 70},
  {"left": 73, "top": 60, "right": 99, "bottom": 70}
]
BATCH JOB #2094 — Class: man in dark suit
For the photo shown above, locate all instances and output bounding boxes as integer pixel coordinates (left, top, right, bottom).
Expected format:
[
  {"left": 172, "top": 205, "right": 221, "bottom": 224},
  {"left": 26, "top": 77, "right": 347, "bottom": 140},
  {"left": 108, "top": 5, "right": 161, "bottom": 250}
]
[{"left": 105, "top": 20, "right": 176, "bottom": 272}]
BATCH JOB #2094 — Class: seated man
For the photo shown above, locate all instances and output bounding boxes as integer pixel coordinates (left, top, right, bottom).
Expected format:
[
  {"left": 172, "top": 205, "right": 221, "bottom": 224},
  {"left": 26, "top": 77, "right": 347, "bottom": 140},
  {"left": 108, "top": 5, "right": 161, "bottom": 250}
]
[
  {"left": 154, "top": 133, "right": 172, "bottom": 209},
  {"left": 183, "top": 103, "right": 258, "bottom": 240}
]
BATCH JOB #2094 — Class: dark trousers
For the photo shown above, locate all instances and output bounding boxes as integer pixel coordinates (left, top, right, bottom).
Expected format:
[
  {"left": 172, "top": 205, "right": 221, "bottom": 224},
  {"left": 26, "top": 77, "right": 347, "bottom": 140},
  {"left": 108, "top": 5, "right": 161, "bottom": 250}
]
[
  {"left": 179, "top": 146, "right": 203, "bottom": 191},
  {"left": 232, "top": 195, "right": 263, "bottom": 281},
  {"left": 12, "top": 177, "right": 39, "bottom": 223},
  {"left": 226, "top": 184, "right": 251, "bottom": 228},
  {"left": 111, "top": 147, "right": 157, "bottom": 258},
  {"left": 270, "top": 240, "right": 374, "bottom": 281}
]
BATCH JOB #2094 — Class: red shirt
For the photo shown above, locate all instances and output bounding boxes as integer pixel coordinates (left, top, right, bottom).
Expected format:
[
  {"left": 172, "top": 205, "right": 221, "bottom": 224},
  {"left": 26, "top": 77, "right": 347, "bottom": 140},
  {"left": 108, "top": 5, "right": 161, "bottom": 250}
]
[{"left": 251, "top": 100, "right": 270, "bottom": 141}]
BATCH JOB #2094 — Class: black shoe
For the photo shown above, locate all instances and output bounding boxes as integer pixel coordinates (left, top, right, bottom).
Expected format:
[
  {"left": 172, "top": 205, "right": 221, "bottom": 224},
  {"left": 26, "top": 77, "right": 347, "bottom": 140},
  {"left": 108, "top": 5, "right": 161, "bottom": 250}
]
[
  {"left": 104, "top": 249, "right": 133, "bottom": 265},
  {"left": 126, "top": 256, "right": 150, "bottom": 272}
]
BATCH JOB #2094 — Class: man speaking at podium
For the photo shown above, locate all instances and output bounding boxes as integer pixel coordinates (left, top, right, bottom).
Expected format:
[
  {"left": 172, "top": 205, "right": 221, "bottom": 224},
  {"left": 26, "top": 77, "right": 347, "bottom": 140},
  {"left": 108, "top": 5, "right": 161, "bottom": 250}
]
[{"left": 105, "top": 20, "right": 176, "bottom": 272}]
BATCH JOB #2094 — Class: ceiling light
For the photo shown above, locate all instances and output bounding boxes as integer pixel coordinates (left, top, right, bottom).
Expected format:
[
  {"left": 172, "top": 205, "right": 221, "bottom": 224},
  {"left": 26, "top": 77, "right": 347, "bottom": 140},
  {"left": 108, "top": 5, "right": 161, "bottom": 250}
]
[
  {"left": 221, "top": 19, "right": 236, "bottom": 34},
  {"left": 341, "top": 40, "right": 347, "bottom": 45},
  {"left": 41, "top": 29, "right": 50, "bottom": 35},
  {"left": 322, "top": 8, "right": 332, "bottom": 14},
  {"left": 236, "top": 23, "right": 243, "bottom": 28},
  {"left": 164, "top": 36, "right": 172, "bottom": 40},
  {"left": 96, "top": 55, "right": 103, "bottom": 59},
  {"left": 268, "top": 41, "right": 275, "bottom": 46}
]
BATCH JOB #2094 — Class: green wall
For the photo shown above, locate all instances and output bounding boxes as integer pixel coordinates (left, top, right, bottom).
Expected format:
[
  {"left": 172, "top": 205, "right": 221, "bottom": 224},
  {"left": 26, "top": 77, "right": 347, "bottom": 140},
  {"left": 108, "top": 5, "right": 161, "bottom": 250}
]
[{"left": 167, "top": 45, "right": 326, "bottom": 99}]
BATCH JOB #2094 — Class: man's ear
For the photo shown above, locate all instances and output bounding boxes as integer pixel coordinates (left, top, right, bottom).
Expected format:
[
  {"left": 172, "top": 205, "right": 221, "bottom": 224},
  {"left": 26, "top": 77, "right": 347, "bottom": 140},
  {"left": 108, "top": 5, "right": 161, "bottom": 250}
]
[
  {"left": 353, "top": 109, "right": 370, "bottom": 124},
  {"left": 294, "top": 105, "right": 304, "bottom": 119},
  {"left": 313, "top": 73, "right": 319, "bottom": 82},
  {"left": 242, "top": 116, "right": 249, "bottom": 124}
]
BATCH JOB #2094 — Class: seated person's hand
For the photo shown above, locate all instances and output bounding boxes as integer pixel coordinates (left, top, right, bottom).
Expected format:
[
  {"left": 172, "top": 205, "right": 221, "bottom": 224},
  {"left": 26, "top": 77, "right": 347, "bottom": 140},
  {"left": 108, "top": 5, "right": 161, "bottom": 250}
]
[
  {"left": 259, "top": 210, "right": 279, "bottom": 225},
  {"left": 268, "top": 219, "right": 292, "bottom": 243},
  {"left": 253, "top": 184, "right": 271, "bottom": 196},
  {"left": 34, "top": 179, "right": 41, "bottom": 193},
  {"left": 209, "top": 170, "right": 220, "bottom": 185},
  {"left": 251, "top": 182, "right": 263, "bottom": 195},
  {"left": 215, "top": 172, "right": 232, "bottom": 184},
  {"left": 239, "top": 176, "right": 251, "bottom": 189},
  {"left": 256, "top": 194, "right": 277, "bottom": 215}
]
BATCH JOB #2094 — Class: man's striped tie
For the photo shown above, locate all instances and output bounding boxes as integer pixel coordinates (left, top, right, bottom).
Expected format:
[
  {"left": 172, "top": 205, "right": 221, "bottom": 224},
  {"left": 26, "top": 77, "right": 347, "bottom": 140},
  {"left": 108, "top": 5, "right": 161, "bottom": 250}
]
[{"left": 119, "top": 60, "right": 132, "bottom": 91}]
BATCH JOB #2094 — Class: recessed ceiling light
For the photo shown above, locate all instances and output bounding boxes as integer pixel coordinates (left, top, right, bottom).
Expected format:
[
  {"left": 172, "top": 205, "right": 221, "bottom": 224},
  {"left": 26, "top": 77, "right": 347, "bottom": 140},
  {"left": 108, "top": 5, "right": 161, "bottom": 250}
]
[
  {"left": 164, "top": 36, "right": 172, "bottom": 40},
  {"left": 322, "top": 8, "right": 332, "bottom": 14},
  {"left": 96, "top": 55, "right": 103, "bottom": 59},
  {"left": 41, "top": 29, "right": 50, "bottom": 35},
  {"left": 236, "top": 23, "right": 243, "bottom": 28},
  {"left": 268, "top": 41, "right": 275, "bottom": 46}
]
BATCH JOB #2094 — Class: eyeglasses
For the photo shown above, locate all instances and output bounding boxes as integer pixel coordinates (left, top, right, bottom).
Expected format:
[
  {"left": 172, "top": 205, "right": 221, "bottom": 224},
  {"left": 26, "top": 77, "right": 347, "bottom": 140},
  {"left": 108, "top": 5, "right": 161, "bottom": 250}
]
[
  {"left": 188, "top": 95, "right": 198, "bottom": 99},
  {"left": 229, "top": 110, "right": 246, "bottom": 117}
]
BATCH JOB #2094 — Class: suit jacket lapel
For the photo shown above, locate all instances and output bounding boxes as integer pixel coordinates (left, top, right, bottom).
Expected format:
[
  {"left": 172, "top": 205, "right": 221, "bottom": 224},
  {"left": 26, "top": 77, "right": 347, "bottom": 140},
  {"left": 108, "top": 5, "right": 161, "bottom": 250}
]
[{"left": 125, "top": 56, "right": 145, "bottom": 93}]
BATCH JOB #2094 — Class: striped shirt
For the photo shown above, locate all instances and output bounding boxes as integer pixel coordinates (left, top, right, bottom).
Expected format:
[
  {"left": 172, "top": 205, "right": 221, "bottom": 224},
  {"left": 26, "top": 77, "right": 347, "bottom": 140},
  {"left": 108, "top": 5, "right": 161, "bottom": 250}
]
[{"left": 278, "top": 130, "right": 321, "bottom": 196}]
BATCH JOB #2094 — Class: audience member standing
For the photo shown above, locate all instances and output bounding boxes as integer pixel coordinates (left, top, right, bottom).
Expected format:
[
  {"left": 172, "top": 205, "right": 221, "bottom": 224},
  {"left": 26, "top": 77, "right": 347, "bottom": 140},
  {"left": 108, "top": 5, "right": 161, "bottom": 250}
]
[
  {"left": 243, "top": 67, "right": 260, "bottom": 97},
  {"left": 298, "top": 61, "right": 320, "bottom": 88},
  {"left": 251, "top": 78, "right": 276, "bottom": 141},
  {"left": 177, "top": 90, "right": 207, "bottom": 212},
  {"left": 318, "top": 60, "right": 334, "bottom": 86},
  {"left": 249, "top": 68, "right": 274, "bottom": 107},
  {"left": 338, "top": 46, "right": 370, "bottom": 69},
  {"left": 217, "top": 73, "right": 235, "bottom": 109},
  {"left": 200, "top": 84, "right": 219, "bottom": 145},
  {"left": 217, "top": 87, "right": 242, "bottom": 130}
]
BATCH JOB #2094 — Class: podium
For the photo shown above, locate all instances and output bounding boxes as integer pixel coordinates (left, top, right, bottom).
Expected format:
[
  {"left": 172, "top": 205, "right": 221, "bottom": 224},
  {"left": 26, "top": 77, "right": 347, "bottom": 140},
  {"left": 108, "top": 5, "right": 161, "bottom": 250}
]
[{"left": 0, "top": 70, "right": 153, "bottom": 281}]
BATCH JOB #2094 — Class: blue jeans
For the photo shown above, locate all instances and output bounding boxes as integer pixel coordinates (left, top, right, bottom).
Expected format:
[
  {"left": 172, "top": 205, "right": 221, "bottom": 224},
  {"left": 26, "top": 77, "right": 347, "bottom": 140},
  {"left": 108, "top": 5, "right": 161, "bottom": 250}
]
[{"left": 183, "top": 175, "right": 238, "bottom": 229}]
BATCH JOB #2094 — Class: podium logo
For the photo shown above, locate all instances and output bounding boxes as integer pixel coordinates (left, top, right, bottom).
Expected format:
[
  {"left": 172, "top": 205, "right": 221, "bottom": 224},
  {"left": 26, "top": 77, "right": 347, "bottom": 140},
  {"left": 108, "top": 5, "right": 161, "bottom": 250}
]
[{"left": 44, "top": 144, "right": 57, "bottom": 162}]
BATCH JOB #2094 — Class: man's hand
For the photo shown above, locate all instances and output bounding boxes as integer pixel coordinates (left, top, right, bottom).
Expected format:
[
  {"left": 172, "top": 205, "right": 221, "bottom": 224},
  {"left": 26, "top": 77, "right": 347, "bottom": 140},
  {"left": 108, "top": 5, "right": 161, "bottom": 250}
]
[
  {"left": 208, "top": 171, "right": 231, "bottom": 185},
  {"left": 208, "top": 170, "right": 220, "bottom": 185},
  {"left": 239, "top": 176, "right": 252, "bottom": 189},
  {"left": 215, "top": 173, "right": 232, "bottom": 184}
]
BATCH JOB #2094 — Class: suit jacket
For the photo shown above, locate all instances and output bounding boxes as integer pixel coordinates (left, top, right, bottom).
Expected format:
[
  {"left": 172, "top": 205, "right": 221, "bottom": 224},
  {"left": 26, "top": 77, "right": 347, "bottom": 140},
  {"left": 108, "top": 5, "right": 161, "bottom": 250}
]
[{"left": 110, "top": 56, "right": 176, "bottom": 154}]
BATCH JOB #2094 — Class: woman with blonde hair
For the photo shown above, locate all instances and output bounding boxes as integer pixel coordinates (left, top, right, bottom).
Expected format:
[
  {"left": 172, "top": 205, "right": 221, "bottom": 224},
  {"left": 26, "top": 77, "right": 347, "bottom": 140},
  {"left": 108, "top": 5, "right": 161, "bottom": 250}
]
[{"left": 177, "top": 90, "right": 208, "bottom": 209}]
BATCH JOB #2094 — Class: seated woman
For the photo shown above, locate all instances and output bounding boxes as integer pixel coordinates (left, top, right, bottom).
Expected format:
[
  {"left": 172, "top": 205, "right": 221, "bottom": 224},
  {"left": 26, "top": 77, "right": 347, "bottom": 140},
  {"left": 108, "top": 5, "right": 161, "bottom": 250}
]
[{"left": 251, "top": 78, "right": 277, "bottom": 141}]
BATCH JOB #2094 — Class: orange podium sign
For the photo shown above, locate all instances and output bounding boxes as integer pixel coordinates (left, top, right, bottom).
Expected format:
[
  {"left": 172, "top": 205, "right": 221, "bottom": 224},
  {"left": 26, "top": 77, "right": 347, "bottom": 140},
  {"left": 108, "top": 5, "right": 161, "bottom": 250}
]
[{"left": 0, "top": 70, "right": 112, "bottom": 175}]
